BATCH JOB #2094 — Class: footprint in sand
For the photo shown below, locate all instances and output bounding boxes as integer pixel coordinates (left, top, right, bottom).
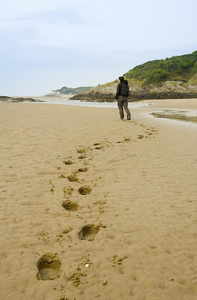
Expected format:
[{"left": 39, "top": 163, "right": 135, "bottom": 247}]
[
  {"left": 62, "top": 200, "right": 80, "bottom": 212},
  {"left": 143, "top": 127, "right": 158, "bottom": 138},
  {"left": 37, "top": 253, "right": 61, "bottom": 280},
  {"left": 77, "top": 149, "right": 86, "bottom": 154},
  {"left": 131, "top": 121, "right": 138, "bottom": 125},
  {"left": 63, "top": 160, "right": 74, "bottom": 165},
  {"left": 78, "top": 185, "right": 92, "bottom": 195},
  {"left": 93, "top": 142, "right": 104, "bottom": 150},
  {"left": 78, "top": 224, "right": 100, "bottom": 241},
  {"left": 63, "top": 187, "right": 74, "bottom": 196},
  {"left": 94, "top": 143, "right": 101, "bottom": 146},
  {"left": 67, "top": 173, "right": 79, "bottom": 182},
  {"left": 123, "top": 137, "right": 131, "bottom": 142},
  {"left": 78, "top": 155, "right": 86, "bottom": 160},
  {"left": 111, "top": 255, "right": 128, "bottom": 267},
  {"left": 78, "top": 167, "right": 88, "bottom": 173}
]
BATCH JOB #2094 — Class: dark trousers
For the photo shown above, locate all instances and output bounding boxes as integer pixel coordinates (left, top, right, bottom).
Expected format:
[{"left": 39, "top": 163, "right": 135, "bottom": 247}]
[{"left": 117, "top": 96, "right": 131, "bottom": 119}]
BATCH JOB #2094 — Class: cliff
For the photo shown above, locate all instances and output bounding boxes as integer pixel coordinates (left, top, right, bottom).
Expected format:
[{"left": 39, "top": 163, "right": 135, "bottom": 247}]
[{"left": 70, "top": 51, "right": 197, "bottom": 102}]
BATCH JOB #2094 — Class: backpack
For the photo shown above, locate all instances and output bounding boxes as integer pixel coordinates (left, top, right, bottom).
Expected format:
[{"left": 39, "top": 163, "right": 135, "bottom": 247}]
[{"left": 121, "top": 82, "right": 129, "bottom": 96}]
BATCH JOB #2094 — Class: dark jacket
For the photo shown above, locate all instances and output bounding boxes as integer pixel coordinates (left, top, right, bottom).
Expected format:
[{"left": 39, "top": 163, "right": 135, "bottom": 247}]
[{"left": 115, "top": 81, "right": 128, "bottom": 100}]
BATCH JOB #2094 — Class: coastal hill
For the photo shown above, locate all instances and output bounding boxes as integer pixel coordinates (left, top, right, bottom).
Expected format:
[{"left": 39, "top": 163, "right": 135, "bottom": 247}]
[
  {"left": 70, "top": 51, "right": 197, "bottom": 101},
  {"left": 45, "top": 86, "right": 94, "bottom": 97}
]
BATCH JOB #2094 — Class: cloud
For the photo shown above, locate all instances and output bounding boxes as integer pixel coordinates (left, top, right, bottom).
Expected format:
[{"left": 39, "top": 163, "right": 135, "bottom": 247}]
[
  {"left": 1, "top": 0, "right": 197, "bottom": 53},
  {"left": 0, "top": 0, "right": 77, "bottom": 19},
  {"left": 1, "top": 0, "right": 197, "bottom": 95}
]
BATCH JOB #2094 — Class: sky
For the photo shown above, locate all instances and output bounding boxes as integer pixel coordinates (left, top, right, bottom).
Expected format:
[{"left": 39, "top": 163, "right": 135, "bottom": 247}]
[{"left": 0, "top": 0, "right": 197, "bottom": 96}]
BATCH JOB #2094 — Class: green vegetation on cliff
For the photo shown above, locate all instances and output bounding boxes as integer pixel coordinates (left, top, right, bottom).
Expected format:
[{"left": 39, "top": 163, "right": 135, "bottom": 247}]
[
  {"left": 54, "top": 86, "right": 94, "bottom": 95},
  {"left": 69, "top": 50, "right": 197, "bottom": 102},
  {"left": 97, "top": 80, "right": 118, "bottom": 88},
  {"left": 125, "top": 51, "right": 197, "bottom": 85}
]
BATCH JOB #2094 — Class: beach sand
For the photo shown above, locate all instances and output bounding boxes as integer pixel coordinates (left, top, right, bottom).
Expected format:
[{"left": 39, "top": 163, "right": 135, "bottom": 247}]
[{"left": 0, "top": 99, "right": 197, "bottom": 300}]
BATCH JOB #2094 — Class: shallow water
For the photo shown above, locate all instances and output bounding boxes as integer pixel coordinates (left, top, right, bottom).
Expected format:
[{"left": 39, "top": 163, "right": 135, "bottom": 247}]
[
  {"left": 32, "top": 97, "right": 149, "bottom": 108},
  {"left": 148, "top": 108, "right": 197, "bottom": 126},
  {"left": 150, "top": 109, "right": 197, "bottom": 123}
]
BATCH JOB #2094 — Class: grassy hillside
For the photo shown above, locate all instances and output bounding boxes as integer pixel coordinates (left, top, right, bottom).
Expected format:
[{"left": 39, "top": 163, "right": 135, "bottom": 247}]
[
  {"left": 125, "top": 51, "right": 197, "bottom": 85},
  {"left": 54, "top": 86, "right": 94, "bottom": 95},
  {"left": 70, "top": 51, "right": 197, "bottom": 101}
]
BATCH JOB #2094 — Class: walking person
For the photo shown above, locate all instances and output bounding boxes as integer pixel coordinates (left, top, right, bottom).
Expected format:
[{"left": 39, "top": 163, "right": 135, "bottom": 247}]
[{"left": 115, "top": 76, "right": 131, "bottom": 120}]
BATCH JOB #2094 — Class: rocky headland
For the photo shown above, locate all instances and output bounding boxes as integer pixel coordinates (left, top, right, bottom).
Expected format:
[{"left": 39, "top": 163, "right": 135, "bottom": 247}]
[
  {"left": 70, "top": 51, "right": 197, "bottom": 102},
  {"left": 45, "top": 86, "right": 94, "bottom": 97},
  {"left": 70, "top": 80, "right": 197, "bottom": 102}
]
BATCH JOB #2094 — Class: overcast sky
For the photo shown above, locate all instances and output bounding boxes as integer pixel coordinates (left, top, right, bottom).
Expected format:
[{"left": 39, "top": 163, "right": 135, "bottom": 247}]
[{"left": 0, "top": 0, "right": 197, "bottom": 96}]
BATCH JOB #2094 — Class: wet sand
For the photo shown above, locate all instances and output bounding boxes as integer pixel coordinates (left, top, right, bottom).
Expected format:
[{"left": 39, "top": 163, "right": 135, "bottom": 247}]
[{"left": 0, "top": 100, "right": 197, "bottom": 300}]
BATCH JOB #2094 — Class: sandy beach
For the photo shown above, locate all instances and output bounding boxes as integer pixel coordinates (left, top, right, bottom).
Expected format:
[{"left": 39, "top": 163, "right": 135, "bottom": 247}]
[{"left": 0, "top": 99, "right": 197, "bottom": 300}]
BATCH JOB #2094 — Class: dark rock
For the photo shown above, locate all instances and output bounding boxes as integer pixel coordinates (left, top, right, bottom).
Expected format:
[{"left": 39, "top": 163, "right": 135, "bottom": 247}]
[
  {"left": 69, "top": 81, "right": 197, "bottom": 102},
  {"left": 0, "top": 96, "right": 44, "bottom": 103}
]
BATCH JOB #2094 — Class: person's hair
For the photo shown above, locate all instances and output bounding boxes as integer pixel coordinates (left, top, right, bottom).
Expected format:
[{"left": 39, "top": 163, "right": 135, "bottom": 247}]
[{"left": 119, "top": 76, "right": 124, "bottom": 82}]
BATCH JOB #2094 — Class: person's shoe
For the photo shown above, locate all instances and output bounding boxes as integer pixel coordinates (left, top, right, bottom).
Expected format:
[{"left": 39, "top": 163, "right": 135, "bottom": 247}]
[{"left": 127, "top": 117, "right": 131, "bottom": 120}]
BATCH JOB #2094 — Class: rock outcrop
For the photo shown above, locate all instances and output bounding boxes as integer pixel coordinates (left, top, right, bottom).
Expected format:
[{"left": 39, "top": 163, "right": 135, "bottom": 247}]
[
  {"left": 70, "top": 51, "right": 197, "bottom": 102},
  {"left": 0, "top": 96, "right": 43, "bottom": 103},
  {"left": 70, "top": 80, "right": 197, "bottom": 102}
]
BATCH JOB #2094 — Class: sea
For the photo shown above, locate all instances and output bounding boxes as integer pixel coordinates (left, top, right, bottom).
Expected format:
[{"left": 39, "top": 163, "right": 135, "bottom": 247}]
[{"left": 33, "top": 97, "right": 149, "bottom": 108}]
